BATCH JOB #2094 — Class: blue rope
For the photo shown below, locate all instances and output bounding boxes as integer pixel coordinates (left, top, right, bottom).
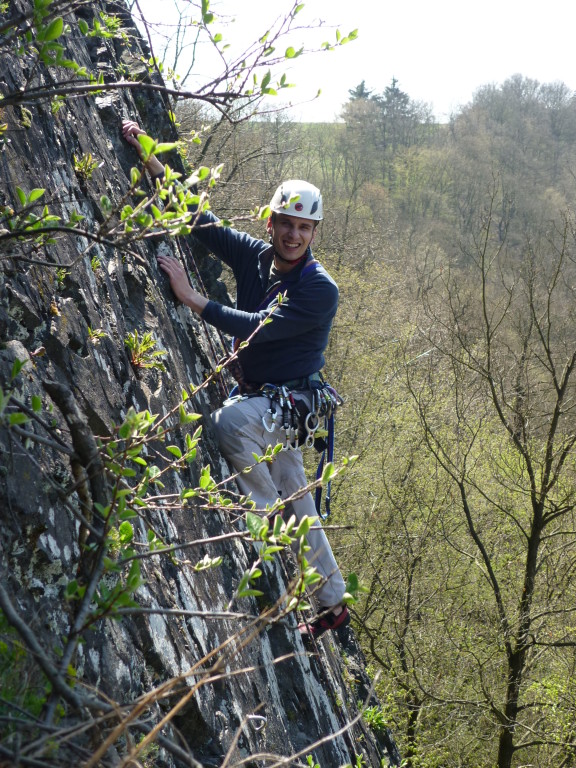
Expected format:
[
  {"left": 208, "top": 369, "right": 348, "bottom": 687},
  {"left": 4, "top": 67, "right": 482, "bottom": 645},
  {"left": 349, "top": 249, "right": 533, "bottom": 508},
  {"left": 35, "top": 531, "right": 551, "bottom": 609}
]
[{"left": 315, "top": 412, "right": 335, "bottom": 520}]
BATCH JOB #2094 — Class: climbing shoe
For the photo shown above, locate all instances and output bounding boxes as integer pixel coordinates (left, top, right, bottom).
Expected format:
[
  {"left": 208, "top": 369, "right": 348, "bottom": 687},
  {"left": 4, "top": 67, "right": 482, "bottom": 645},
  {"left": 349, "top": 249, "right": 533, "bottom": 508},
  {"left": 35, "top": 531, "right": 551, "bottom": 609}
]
[{"left": 298, "top": 605, "right": 350, "bottom": 639}]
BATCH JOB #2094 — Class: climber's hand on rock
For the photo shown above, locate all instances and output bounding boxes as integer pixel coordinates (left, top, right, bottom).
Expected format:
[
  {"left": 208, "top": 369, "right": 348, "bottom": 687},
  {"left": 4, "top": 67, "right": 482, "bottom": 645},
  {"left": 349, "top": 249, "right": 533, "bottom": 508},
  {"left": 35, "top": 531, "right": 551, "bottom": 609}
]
[
  {"left": 157, "top": 254, "right": 208, "bottom": 314},
  {"left": 122, "top": 120, "right": 146, "bottom": 156},
  {"left": 122, "top": 119, "right": 165, "bottom": 178}
]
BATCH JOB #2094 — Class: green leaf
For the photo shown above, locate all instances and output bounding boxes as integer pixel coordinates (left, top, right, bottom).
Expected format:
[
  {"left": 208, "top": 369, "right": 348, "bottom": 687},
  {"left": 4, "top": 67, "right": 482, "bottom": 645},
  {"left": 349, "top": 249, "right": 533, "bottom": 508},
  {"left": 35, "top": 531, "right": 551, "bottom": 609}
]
[
  {"left": 347, "top": 573, "right": 359, "bottom": 593},
  {"left": 105, "top": 461, "right": 124, "bottom": 475},
  {"left": 167, "top": 445, "right": 182, "bottom": 459},
  {"left": 190, "top": 426, "right": 202, "bottom": 443},
  {"left": 345, "top": 571, "right": 368, "bottom": 596},
  {"left": 154, "top": 142, "right": 178, "bottom": 154},
  {"left": 11, "top": 358, "right": 25, "bottom": 380},
  {"left": 28, "top": 188, "right": 45, "bottom": 203},
  {"left": 9, "top": 412, "right": 29, "bottom": 426},
  {"left": 284, "top": 514, "right": 297, "bottom": 535},
  {"left": 273, "top": 514, "right": 283, "bottom": 538},
  {"left": 16, "top": 187, "right": 26, "bottom": 207},
  {"left": 261, "top": 545, "right": 283, "bottom": 557},
  {"left": 31, "top": 395, "right": 42, "bottom": 412},
  {"left": 42, "top": 17, "right": 64, "bottom": 42},
  {"left": 295, "top": 515, "right": 318, "bottom": 539},
  {"left": 94, "top": 502, "right": 112, "bottom": 518},
  {"left": 321, "top": 462, "right": 336, "bottom": 484},
  {"left": 118, "top": 521, "right": 134, "bottom": 543},
  {"left": 238, "top": 588, "right": 263, "bottom": 598},
  {"left": 179, "top": 404, "right": 200, "bottom": 425},
  {"left": 137, "top": 134, "right": 155, "bottom": 159},
  {"left": 261, "top": 71, "right": 271, "bottom": 89},
  {"left": 199, "top": 466, "right": 214, "bottom": 490},
  {"left": 246, "top": 511, "right": 264, "bottom": 538}
]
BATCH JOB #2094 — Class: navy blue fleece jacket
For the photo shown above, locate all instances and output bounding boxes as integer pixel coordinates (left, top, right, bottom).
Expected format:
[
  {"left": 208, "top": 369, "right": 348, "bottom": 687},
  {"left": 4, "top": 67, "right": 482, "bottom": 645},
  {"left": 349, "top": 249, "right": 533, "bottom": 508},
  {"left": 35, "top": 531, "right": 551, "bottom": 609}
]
[{"left": 192, "top": 210, "right": 338, "bottom": 385}]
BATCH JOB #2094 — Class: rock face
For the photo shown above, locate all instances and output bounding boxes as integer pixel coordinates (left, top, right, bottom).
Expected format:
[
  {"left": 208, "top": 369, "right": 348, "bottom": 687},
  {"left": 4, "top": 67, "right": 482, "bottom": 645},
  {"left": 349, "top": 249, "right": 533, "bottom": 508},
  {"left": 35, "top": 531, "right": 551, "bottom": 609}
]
[{"left": 0, "top": 2, "right": 399, "bottom": 766}]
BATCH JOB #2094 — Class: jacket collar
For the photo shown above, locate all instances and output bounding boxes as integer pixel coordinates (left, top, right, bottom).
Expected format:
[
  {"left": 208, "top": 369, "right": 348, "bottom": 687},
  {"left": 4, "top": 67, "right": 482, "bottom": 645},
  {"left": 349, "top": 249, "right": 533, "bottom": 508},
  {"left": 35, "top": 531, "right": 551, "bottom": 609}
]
[{"left": 258, "top": 245, "right": 314, "bottom": 288}]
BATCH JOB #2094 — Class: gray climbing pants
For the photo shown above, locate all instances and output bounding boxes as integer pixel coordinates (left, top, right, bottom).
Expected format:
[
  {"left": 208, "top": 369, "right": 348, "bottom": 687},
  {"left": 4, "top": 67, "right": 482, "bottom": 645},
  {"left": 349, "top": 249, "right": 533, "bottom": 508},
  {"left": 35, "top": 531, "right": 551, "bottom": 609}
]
[{"left": 211, "top": 392, "right": 346, "bottom": 608}]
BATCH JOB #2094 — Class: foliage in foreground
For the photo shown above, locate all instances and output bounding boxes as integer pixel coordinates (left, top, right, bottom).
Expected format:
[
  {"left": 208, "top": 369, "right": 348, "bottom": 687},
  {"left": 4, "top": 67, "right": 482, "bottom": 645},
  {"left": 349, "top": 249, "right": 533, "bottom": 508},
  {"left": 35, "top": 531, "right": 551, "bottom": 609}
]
[{"left": 0, "top": 352, "right": 360, "bottom": 765}]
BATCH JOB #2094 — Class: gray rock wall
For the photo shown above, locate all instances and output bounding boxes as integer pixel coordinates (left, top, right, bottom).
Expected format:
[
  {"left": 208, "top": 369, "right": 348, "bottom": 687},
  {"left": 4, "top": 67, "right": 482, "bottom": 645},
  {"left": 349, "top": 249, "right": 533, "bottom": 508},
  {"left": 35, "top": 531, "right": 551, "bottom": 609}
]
[{"left": 0, "top": 2, "right": 399, "bottom": 765}]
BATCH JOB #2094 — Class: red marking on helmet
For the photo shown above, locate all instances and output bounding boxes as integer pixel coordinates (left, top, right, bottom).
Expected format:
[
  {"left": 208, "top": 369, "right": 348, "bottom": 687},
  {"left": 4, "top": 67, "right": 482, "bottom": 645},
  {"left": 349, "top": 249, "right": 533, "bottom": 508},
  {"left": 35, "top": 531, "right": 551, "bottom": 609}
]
[{"left": 295, "top": 202, "right": 304, "bottom": 211}]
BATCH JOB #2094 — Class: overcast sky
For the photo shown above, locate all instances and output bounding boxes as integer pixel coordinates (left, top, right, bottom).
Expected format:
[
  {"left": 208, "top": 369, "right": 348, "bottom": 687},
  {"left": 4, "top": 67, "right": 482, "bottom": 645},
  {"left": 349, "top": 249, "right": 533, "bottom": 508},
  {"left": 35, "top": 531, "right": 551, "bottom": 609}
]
[{"left": 134, "top": 0, "right": 576, "bottom": 122}]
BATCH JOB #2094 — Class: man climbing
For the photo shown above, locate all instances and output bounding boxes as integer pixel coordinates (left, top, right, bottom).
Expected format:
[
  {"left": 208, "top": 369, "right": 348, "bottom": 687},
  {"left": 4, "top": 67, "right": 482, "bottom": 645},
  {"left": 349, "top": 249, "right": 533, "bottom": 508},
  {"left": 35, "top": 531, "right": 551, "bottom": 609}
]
[{"left": 122, "top": 120, "right": 349, "bottom": 638}]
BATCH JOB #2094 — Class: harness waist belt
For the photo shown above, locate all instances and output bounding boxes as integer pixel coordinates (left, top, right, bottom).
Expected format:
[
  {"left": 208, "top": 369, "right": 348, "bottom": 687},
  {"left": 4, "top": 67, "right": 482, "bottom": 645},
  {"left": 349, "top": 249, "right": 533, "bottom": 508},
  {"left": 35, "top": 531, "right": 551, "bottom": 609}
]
[{"left": 248, "top": 372, "right": 323, "bottom": 392}]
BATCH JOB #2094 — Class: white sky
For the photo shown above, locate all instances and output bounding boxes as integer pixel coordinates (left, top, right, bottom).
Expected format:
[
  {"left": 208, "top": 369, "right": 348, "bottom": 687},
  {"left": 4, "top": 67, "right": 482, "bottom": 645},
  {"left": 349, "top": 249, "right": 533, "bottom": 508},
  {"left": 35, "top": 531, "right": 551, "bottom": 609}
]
[{"left": 134, "top": 0, "right": 576, "bottom": 122}]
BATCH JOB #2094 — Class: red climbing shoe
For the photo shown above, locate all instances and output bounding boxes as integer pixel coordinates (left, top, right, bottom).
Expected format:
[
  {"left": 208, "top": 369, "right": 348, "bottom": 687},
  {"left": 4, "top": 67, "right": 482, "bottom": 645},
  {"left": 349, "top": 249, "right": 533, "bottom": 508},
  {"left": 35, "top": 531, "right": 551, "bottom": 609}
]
[{"left": 298, "top": 605, "right": 350, "bottom": 639}]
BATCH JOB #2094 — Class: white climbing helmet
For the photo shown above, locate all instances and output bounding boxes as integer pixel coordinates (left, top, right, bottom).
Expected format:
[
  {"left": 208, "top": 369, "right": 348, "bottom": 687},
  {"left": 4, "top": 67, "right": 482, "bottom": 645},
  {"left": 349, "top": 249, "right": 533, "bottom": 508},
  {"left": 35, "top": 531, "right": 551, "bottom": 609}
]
[{"left": 269, "top": 179, "right": 323, "bottom": 221}]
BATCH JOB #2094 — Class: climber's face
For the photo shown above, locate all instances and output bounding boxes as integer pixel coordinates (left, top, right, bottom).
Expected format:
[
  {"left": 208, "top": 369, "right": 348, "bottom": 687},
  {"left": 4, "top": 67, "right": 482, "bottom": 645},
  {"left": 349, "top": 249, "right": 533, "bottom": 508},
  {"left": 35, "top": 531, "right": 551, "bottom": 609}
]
[{"left": 267, "top": 213, "right": 317, "bottom": 271}]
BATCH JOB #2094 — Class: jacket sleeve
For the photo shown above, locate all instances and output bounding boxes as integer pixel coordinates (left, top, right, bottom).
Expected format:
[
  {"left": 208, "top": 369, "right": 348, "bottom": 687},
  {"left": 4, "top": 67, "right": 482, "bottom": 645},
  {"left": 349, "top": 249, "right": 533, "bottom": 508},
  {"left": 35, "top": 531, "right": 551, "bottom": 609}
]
[
  {"left": 201, "top": 271, "right": 338, "bottom": 342},
  {"left": 191, "top": 209, "right": 263, "bottom": 271}
]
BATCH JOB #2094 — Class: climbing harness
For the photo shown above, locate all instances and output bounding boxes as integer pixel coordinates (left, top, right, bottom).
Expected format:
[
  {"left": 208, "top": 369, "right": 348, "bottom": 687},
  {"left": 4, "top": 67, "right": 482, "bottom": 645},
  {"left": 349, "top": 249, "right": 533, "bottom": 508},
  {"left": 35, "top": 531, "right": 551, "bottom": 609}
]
[{"left": 223, "top": 374, "right": 343, "bottom": 520}]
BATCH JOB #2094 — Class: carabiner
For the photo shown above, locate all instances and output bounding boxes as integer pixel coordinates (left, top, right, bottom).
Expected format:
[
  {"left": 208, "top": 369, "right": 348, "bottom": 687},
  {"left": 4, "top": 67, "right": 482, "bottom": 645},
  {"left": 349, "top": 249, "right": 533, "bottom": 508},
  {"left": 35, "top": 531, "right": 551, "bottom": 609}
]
[{"left": 262, "top": 403, "right": 278, "bottom": 432}]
